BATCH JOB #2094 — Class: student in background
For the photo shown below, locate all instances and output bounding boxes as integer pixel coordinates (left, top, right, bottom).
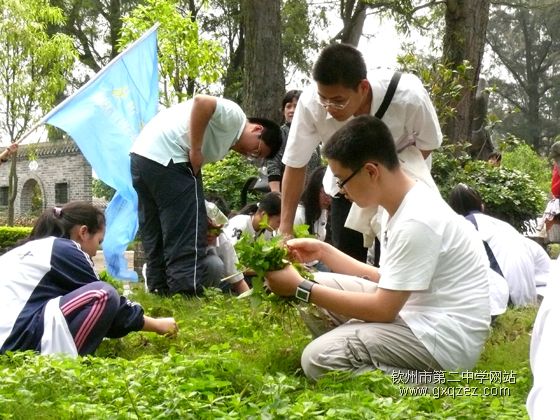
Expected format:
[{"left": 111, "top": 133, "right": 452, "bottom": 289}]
[
  {"left": 449, "top": 183, "right": 544, "bottom": 307},
  {"left": 225, "top": 191, "right": 282, "bottom": 246},
  {"left": 203, "top": 200, "right": 249, "bottom": 295},
  {"left": 0, "top": 201, "right": 177, "bottom": 357},
  {"left": 267, "top": 90, "right": 322, "bottom": 193},
  {"left": 294, "top": 166, "right": 331, "bottom": 242}
]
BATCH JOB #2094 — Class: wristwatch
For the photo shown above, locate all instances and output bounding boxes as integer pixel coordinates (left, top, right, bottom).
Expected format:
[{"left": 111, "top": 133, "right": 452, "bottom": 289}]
[{"left": 295, "top": 280, "right": 315, "bottom": 303}]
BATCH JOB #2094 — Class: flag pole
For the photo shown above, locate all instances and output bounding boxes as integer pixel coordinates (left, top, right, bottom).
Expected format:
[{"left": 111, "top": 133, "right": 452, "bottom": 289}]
[{"left": 14, "top": 22, "right": 160, "bottom": 145}]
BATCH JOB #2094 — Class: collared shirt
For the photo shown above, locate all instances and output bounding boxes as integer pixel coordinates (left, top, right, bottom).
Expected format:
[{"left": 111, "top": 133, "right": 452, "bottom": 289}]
[
  {"left": 282, "top": 69, "right": 442, "bottom": 196},
  {"left": 131, "top": 98, "right": 246, "bottom": 166}
]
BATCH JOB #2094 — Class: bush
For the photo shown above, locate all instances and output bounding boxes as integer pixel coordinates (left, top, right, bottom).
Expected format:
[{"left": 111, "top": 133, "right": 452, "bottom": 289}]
[
  {"left": 0, "top": 226, "right": 32, "bottom": 252},
  {"left": 203, "top": 152, "right": 259, "bottom": 212},
  {"left": 432, "top": 144, "right": 546, "bottom": 231},
  {"left": 501, "top": 137, "right": 551, "bottom": 197}
]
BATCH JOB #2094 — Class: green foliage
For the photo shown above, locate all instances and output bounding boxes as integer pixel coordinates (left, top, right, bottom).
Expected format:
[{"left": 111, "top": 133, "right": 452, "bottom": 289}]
[
  {"left": 234, "top": 223, "right": 313, "bottom": 309},
  {"left": 202, "top": 152, "right": 258, "bottom": 212},
  {"left": 120, "top": 0, "right": 224, "bottom": 105},
  {"left": 397, "top": 53, "right": 472, "bottom": 132},
  {"left": 0, "top": 0, "right": 77, "bottom": 141},
  {"left": 500, "top": 137, "right": 551, "bottom": 197},
  {"left": 92, "top": 178, "right": 115, "bottom": 201},
  {"left": 432, "top": 144, "right": 546, "bottom": 231},
  {"left": 0, "top": 287, "right": 535, "bottom": 418},
  {"left": 0, "top": 226, "right": 32, "bottom": 249}
]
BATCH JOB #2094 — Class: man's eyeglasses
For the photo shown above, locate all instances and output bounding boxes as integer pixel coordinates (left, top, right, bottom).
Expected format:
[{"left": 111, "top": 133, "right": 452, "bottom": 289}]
[
  {"left": 336, "top": 166, "right": 363, "bottom": 190},
  {"left": 317, "top": 97, "right": 350, "bottom": 111},
  {"left": 248, "top": 138, "right": 262, "bottom": 160}
]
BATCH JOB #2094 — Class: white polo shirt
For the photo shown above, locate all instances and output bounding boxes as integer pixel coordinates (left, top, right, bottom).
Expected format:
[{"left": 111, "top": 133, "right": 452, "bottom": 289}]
[{"left": 131, "top": 98, "right": 246, "bottom": 165}]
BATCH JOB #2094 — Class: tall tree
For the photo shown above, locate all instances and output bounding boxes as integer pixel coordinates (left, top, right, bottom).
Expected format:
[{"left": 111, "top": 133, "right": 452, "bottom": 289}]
[
  {"left": 441, "top": 0, "right": 491, "bottom": 145},
  {"left": 486, "top": 1, "right": 560, "bottom": 151},
  {"left": 120, "top": 0, "right": 224, "bottom": 105},
  {"left": 242, "top": 0, "right": 284, "bottom": 121},
  {"left": 48, "top": 0, "right": 143, "bottom": 79},
  {"left": 0, "top": 0, "right": 76, "bottom": 224}
]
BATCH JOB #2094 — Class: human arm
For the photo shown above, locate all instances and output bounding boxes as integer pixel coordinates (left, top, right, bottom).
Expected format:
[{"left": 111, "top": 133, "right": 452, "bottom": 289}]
[
  {"left": 279, "top": 166, "right": 306, "bottom": 236},
  {"left": 266, "top": 265, "right": 409, "bottom": 322},
  {"left": 189, "top": 94, "right": 218, "bottom": 174},
  {"left": 142, "top": 316, "right": 178, "bottom": 337},
  {"left": 0, "top": 143, "right": 17, "bottom": 163},
  {"left": 287, "top": 238, "right": 379, "bottom": 280}
]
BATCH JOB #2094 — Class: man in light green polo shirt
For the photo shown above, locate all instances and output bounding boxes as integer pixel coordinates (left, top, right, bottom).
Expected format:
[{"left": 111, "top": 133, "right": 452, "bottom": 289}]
[{"left": 130, "top": 94, "right": 281, "bottom": 296}]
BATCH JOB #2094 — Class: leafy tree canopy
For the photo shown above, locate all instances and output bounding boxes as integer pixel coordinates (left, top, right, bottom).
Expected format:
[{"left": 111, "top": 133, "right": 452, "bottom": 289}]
[{"left": 119, "top": 0, "right": 224, "bottom": 105}]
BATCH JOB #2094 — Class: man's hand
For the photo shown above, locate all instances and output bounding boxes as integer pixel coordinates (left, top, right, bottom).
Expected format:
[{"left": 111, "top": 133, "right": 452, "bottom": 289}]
[
  {"left": 265, "top": 265, "right": 302, "bottom": 297},
  {"left": 189, "top": 148, "right": 203, "bottom": 175},
  {"left": 286, "top": 238, "right": 324, "bottom": 263}
]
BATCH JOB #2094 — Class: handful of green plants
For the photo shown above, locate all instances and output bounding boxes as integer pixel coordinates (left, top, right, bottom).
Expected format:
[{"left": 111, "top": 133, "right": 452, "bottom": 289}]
[{"left": 234, "top": 223, "right": 314, "bottom": 307}]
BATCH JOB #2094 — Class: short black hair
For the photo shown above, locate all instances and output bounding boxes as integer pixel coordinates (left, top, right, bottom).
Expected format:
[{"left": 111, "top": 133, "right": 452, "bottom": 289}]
[
  {"left": 248, "top": 117, "right": 282, "bottom": 159},
  {"left": 448, "top": 183, "right": 484, "bottom": 216},
  {"left": 312, "top": 43, "right": 367, "bottom": 89},
  {"left": 323, "top": 115, "right": 399, "bottom": 171},
  {"left": 282, "top": 90, "right": 302, "bottom": 110}
]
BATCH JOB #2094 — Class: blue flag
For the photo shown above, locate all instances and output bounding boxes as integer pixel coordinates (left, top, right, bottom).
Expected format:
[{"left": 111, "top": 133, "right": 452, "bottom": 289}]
[{"left": 44, "top": 25, "right": 159, "bottom": 281}]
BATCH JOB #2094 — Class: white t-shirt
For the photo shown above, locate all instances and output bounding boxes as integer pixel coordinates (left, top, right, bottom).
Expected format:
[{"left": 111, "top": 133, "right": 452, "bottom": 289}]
[
  {"left": 294, "top": 204, "right": 328, "bottom": 241},
  {"left": 378, "top": 183, "right": 491, "bottom": 370},
  {"left": 282, "top": 69, "right": 442, "bottom": 196},
  {"left": 524, "top": 237, "right": 555, "bottom": 297},
  {"left": 224, "top": 214, "right": 273, "bottom": 247},
  {"left": 470, "top": 213, "right": 538, "bottom": 306},
  {"left": 527, "top": 277, "right": 559, "bottom": 419},
  {"left": 131, "top": 98, "right": 246, "bottom": 166}
]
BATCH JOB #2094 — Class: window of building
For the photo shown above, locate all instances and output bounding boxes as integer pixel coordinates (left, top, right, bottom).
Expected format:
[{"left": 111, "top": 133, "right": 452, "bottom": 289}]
[
  {"left": 55, "top": 182, "right": 68, "bottom": 205},
  {"left": 0, "top": 186, "right": 8, "bottom": 206}
]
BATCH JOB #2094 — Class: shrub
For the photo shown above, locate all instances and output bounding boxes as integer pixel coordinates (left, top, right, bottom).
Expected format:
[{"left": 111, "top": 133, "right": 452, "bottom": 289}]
[
  {"left": 432, "top": 144, "right": 546, "bottom": 231},
  {"left": 0, "top": 226, "right": 32, "bottom": 253},
  {"left": 203, "top": 152, "right": 259, "bottom": 212},
  {"left": 500, "top": 137, "right": 551, "bottom": 197}
]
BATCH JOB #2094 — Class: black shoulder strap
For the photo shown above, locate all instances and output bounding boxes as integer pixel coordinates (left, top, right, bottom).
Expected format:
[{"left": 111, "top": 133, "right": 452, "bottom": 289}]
[
  {"left": 375, "top": 71, "right": 401, "bottom": 119},
  {"left": 464, "top": 213, "right": 504, "bottom": 277}
]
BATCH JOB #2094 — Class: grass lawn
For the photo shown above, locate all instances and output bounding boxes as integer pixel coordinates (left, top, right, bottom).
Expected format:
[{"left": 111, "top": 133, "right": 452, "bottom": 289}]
[{"left": 0, "top": 280, "right": 537, "bottom": 419}]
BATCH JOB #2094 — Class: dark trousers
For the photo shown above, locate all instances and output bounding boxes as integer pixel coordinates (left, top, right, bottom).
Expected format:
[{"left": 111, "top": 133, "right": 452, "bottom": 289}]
[
  {"left": 59, "top": 282, "right": 120, "bottom": 355},
  {"left": 131, "top": 153, "right": 207, "bottom": 295},
  {"left": 330, "top": 194, "right": 368, "bottom": 263}
]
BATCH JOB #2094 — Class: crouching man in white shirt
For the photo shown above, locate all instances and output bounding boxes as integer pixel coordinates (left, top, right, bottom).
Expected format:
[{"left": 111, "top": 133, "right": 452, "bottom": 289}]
[{"left": 265, "top": 116, "right": 491, "bottom": 380}]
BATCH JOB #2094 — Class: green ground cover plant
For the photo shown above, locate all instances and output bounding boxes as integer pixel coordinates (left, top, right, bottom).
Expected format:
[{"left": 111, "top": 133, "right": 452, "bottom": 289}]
[{"left": 0, "top": 278, "right": 537, "bottom": 419}]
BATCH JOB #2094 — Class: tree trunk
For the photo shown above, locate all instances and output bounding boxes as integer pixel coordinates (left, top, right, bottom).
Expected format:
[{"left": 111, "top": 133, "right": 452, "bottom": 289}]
[
  {"left": 242, "top": 0, "right": 284, "bottom": 123},
  {"left": 338, "top": 1, "right": 367, "bottom": 46},
  {"left": 442, "top": 0, "right": 490, "bottom": 146},
  {"left": 7, "top": 154, "right": 18, "bottom": 226}
]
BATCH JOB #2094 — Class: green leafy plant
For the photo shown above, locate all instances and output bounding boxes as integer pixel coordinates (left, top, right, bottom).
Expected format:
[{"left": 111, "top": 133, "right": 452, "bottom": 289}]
[
  {"left": 234, "top": 217, "right": 314, "bottom": 310},
  {"left": 432, "top": 144, "right": 546, "bottom": 231},
  {"left": 203, "top": 153, "right": 258, "bottom": 212}
]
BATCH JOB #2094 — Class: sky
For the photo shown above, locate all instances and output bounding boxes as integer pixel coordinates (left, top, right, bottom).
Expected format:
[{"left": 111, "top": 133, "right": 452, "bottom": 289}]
[{"left": 286, "top": 13, "right": 431, "bottom": 90}]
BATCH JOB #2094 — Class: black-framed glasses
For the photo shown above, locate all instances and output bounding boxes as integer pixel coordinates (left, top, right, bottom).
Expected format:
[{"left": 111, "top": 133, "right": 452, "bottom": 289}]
[
  {"left": 317, "top": 96, "right": 350, "bottom": 111},
  {"left": 336, "top": 166, "right": 363, "bottom": 190}
]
